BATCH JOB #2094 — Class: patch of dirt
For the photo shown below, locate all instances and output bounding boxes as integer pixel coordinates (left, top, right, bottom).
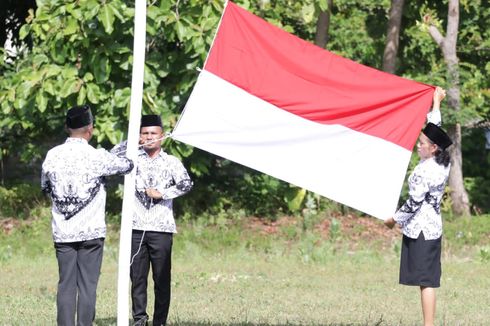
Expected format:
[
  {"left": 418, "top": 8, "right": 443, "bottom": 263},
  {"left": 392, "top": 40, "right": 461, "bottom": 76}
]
[
  {"left": 1, "top": 218, "right": 23, "bottom": 235},
  {"left": 246, "top": 216, "right": 299, "bottom": 235},
  {"left": 245, "top": 213, "right": 401, "bottom": 246}
]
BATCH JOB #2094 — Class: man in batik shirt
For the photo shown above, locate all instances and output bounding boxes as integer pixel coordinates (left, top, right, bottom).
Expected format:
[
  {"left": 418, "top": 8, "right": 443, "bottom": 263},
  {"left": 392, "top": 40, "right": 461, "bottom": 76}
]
[
  {"left": 41, "top": 105, "right": 133, "bottom": 326},
  {"left": 122, "top": 114, "right": 192, "bottom": 326}
]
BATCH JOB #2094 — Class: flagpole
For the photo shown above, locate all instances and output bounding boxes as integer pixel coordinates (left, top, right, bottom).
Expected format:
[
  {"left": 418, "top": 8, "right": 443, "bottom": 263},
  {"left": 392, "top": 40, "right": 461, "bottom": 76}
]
[
  {"left": 202, "top": 0, "right": 229, "bottom": 69},
  {"left": 117, "top": 0, "right": 147, "bottom": 324},
  {"left": 171, "top": 0, "right": 229, "bottom": 134}
]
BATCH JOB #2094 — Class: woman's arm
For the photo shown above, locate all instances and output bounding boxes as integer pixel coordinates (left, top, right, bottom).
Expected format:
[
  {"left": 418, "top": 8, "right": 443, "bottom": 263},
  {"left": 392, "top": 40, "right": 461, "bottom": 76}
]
[{"left": 427, "top": 86, "right": 446, "bottom": 125}]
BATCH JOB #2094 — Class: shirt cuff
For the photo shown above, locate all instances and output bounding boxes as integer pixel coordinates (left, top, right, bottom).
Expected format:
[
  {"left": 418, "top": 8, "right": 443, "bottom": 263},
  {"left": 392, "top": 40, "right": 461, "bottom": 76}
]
[{"left": 427, "top": 109, "right": 441, "bottom": 126}]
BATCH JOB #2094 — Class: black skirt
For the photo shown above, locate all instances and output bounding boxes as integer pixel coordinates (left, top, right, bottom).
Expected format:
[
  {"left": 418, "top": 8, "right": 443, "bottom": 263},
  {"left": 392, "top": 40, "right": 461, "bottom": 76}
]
[{"left": 399, "top": 232, "right": 441, "bottom": 288}]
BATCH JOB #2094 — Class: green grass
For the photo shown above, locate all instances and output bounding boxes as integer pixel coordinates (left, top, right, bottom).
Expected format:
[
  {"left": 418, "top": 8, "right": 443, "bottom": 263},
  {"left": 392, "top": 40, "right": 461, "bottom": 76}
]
[{"left": 1, "top": 213, "right": 489, "bottom": 325}]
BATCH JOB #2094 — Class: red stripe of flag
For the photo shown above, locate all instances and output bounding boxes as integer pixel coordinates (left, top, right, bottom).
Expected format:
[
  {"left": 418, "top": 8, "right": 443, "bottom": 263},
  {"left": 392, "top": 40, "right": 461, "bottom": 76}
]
[{"left": 205, "top": 1, "right": 434, "bottom": 151}]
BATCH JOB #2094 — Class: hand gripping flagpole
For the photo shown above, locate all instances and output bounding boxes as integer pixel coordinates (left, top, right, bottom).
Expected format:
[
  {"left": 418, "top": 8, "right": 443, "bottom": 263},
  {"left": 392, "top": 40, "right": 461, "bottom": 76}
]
[{"left": 117, "top": 0, "right": 147, "bottom": 324}]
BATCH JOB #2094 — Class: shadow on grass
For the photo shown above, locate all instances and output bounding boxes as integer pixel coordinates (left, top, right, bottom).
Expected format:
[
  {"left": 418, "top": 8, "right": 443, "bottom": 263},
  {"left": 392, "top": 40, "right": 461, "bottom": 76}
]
[
  {"left": 169, "top": 324, "right": 383, "bottom": 326},
  {"left": 94, "top": 317, "right": 118, "bottom": 325},
  {"left": 94, "top": 318, "right": 385, "bottom": 326}
]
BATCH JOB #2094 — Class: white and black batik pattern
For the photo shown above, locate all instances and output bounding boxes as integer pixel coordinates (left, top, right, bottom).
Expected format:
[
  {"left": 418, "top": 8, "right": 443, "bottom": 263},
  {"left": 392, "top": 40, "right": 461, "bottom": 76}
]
[
  {"left": 42, "top": 171, "right": 102, "bottom": 220},
  {"left": 132, "top": 149, "right": 192, "bottom": 233},
  {"left": 41, "top": 138, "right": 133, "bottom": 242},
  {"left": 394, "top": 157, "right": 450, "bottom": 240}
]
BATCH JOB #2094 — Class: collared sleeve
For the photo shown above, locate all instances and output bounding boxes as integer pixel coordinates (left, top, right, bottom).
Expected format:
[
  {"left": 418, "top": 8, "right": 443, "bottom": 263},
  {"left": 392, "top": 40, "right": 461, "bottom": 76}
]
[
  {"left": 110, "top": 140, "right": 128, "bottom": 157},
  {"left": 156, "top": 156, "right": 193, "bottom": 200},
  {"left": 94, "top": 148, "right": 134, "bottom": 177},
  {"left": 427, "top": 109, "right": 441, "bottom": 126},
  {"left": 41, "top": 163, "right": 51, "bottom": 194},
  {"left": 393, "top": 165, "right": 429, "bottom": 224}
]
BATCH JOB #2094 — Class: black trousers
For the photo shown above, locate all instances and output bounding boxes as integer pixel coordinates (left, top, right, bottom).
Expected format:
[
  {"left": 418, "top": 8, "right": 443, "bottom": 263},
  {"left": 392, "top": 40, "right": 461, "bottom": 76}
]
[
  {"left": 130, "top": 230, "right": 173, "bottom": 325},
  {"left": 54, "top": 238, "right": 104, "bottom": 326}
]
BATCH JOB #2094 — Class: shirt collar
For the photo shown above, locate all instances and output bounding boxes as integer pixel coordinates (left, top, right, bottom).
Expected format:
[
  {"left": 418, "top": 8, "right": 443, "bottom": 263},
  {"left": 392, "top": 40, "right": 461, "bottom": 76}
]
[
  {"left": 139, "top": 148, "right": 166, "bottom": 159},
  {"left": 65, "top": 137, "right": 88, "bottom": 144}
]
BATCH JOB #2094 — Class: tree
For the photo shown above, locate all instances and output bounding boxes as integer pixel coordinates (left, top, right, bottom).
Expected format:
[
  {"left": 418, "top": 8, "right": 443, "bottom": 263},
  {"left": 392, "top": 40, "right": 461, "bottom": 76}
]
[
  {"left": 314, "top": 0, "right": 333, "bottom": 48},
  {"left": 382, "top": 0, "right": 405, "bottom": 73},
  {"left": 2, "top": 0, "right": 488, "bottom": 217},
  {"left": 0, "top": 0, "right": 319, "bottom": 216},
  {"left": 424, "top": 0, "right": 470, "bottom": 216},
  {"left": 0, "top": 0, "right": 224, "bottom": 170},
  {"left": 0, "top": 0, "right": 36, "bottom": 51}
]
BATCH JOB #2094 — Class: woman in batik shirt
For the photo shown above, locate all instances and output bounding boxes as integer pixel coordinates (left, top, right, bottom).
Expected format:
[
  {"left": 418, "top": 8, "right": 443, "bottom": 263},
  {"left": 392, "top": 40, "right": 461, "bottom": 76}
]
[{"left": 384, "top": 87, "right": 452, "bottom": 326}]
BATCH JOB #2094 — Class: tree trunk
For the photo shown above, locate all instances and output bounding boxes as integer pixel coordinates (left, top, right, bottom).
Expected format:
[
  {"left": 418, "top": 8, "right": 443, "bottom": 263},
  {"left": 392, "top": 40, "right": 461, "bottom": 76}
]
[
  {"left": 427, "top": 0, "right": 470, "bottom": 216},
  {"left": 382, "top": 0, "right": 405, "bottom": 73},
  {"left": 314, "top": 0, "right": 333, "bottom": 48},
  {"left": 447, "top": 124, "right": 470, "bottom": 215}
]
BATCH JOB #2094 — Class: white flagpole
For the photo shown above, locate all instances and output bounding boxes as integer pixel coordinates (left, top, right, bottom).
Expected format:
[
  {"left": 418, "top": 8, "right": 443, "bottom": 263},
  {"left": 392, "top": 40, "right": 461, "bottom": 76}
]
[{"left": 117, "top": 0, "right": 147, "bottom": 324}]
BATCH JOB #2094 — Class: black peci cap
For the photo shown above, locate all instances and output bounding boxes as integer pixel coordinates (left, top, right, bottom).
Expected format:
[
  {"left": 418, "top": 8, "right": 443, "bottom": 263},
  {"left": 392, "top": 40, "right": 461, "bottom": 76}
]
[
  {"left": 66, "top": 105, "right": 94, "bottom": 129},
  {"left": 422, "top": 122, "right": 453, "bottom": 150},
  {"left": 140, "top": 114, "right": 163, "bottom": 128}
]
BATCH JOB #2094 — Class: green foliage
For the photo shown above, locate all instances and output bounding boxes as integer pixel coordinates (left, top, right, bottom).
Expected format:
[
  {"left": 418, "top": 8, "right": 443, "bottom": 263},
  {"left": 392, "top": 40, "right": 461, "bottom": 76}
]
[
  {"left": 329, "top": 217, "right": 341, "bottom": 240},
  {"left": 440, "top": 186, "right": 454, "bottom": 218},
  {"left": 238, "top": 173, "right": 290, "bottom": 217},
  {"left": 479, "top": 247, "right": 490, "bottom": 263},
  {"left": 462, "top": 128, "right": 490, "bottom": 214},
  {"left": 400, "top": 0, "right": 490, "bottom": 125},
  {"left": 301, "top": 192, "right": 319, "bottom": 231},
  {"left": 0, "top": 183, "right": 47, "bottom": 219},
  {"left": 1, "top": 0, "right": 489, "bottom": 218},
  {"left": 328, "top": 0, "right": 389, "bottom": 67},
  {"left": 175, "top": 157, "right": 299, "bottom": 218},
  {"left": 1, "top": 0, "right": 224, "bottom": 162}
]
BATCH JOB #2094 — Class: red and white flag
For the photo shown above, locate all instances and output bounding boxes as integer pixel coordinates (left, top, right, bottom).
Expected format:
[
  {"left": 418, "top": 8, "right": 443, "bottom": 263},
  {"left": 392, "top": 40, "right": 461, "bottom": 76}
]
[{"left": 171, "top": 1, "right": 435, "bottom": 219}]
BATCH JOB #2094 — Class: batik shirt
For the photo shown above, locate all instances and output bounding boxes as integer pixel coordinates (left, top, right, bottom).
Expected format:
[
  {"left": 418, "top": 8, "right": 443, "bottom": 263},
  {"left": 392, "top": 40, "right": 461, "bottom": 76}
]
[
  {"left": 132, "top": 148, "right": 192, "bottom": 233},
  {"left": 41, "top": 138, "right": 133, "bottom": 243},
  {"left": 393, "top": 109, "right": 449, "bottom": 240}
]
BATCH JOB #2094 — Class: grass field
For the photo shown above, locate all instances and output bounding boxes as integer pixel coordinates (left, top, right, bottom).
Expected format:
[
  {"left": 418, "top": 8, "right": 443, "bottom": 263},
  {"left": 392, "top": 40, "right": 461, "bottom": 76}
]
[{"left": 1, "top": 213, "right": 489, "bottom": 325}]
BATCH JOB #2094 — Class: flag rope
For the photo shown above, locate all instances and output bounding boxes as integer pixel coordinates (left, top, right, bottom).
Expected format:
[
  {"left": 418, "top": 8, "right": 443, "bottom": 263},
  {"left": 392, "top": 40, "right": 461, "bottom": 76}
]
[{"left": 111, "top": 136, "right": 168, "bottom": 156}]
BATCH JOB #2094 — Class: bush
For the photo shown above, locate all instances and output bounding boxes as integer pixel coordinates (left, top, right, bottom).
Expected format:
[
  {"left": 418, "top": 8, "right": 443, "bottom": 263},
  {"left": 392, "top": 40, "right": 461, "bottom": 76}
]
[
  {"left": 175, "top": 156, "right": 302, "bottom": 219},
  {"left": 0, "top": 183, "right": 47, "bottom": 219},
  {"left": 462, "top": 128, "right": 490, "bottom": 214}
]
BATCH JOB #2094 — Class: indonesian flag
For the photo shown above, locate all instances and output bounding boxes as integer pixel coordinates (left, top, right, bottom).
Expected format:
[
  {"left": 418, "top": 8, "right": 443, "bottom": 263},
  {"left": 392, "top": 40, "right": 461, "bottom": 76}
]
[{"left": 171, "top": 1, "right": 435, "bottom": 219}]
